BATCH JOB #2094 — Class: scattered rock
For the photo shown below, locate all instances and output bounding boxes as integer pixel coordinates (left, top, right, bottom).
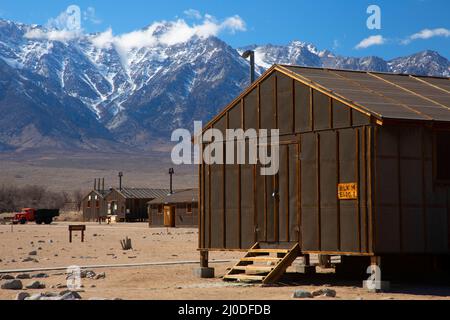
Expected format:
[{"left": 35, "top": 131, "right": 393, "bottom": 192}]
[
  {"left": 32, "top": 273, "right": 49, "bottom": 279},
  {"left": 128, "top": 256, "right": 137, "bottom": 259},
  {"left": 56, "top": 284, "right": 67, "bottom": 289},
  {"left": 38, "top": 247, "right": 43, "bottom": 250},
  {"left": 26, "top": 281, "right": 46, "bottom": 289},
  {"left": 293, "top": 290, "right": 314, "bottom": 299},
  {"left": 54, "top": 254, "right": 59, "bottom": 257},
  {"left": 1, "top": 279, "right": 23, "bottom": 290},
  {"left": 90, "top": 285, "right": 97, "bottom": 288},
  {"left": 59, "top": 290, "right": 82, "bottom": 300},
  {"left": 15, "top": 274, "right": 31, "bottom": 280},
  {"left": 80, "top": 270, "right": 96, "bottom": 279},
  {"left": 38, "top": 240, "right": 45, "bottom": 244},
  {"left": 29, "top": 251, "right": 38, "bottom": 256},
  {"left": 15, "top": 292, "right": 30, "bottom": 300},
  {"left": 94, "top": 272, "right": 106, "bottom": 280},
  {"left": 312, "top": 288, "right": 337, "bottom": 298},
  {"left": 93, "top": 234, "right": 98, "bottom": 237},
  {"left": 0, "top": 274, "right": 15, "bottom": 280},
  {"left": 22, "top": 257, "right": 39, "bottom": 263},
  {"left": 48, "top": 240, "right": 53, "bottom": 244}
]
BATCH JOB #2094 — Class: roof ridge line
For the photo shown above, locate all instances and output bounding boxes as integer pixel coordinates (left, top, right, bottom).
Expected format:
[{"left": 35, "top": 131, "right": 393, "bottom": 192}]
[{"left": 276, "top": 64, "right": 450, "bottom": 80}]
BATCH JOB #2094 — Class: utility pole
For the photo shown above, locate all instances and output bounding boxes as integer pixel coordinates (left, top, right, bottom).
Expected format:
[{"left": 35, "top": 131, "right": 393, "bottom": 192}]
[{"left": 169, "top": 168, "right": 175, "bottom": 194}]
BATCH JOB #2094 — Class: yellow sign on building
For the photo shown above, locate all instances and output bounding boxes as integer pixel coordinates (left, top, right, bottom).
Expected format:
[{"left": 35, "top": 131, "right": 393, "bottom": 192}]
[{"left": 338, "top": 183, "right": 358, "bottom": 200}]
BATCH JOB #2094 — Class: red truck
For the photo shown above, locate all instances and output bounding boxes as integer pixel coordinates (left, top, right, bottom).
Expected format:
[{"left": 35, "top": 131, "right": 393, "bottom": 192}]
[{"left": 14, "top": 208, "right": 60, "bottom": 225}]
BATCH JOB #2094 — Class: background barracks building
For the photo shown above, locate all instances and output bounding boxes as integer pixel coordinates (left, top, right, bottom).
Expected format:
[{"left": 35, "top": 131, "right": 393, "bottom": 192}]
[{"left": 199, "top": 65, "right": 450, "bottom": 272}]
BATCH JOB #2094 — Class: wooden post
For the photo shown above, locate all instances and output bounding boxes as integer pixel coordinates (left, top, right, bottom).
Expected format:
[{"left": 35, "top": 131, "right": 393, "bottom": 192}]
[
  {"left": 69, "top": 230, "right": 72, "bottom": 243},
  {"left": 200, "top": 250, "right": 209, "bottom": 268}
]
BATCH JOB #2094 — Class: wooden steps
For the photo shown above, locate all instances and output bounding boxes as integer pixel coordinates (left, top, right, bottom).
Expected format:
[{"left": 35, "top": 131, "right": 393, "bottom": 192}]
[
  {"left": 241, "top": 257, "right": 282, "bottom": 262},
  {"left": 222, "top": 274, "right": 265, "bottom": 282},
  {"left": 233, "top": 266, "right": 275, "bottom": 273},
  {"left": 223, "top": 242, "right": 300, "bottom": 284}
]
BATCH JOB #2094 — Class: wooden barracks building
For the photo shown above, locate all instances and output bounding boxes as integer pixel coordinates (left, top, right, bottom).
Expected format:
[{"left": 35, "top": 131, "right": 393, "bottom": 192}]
[
  {"left": 198, "top": 65, "right": 450, "bottom": 283},
  {"left": 148, "top": 188, "right": 198, "bottom": 228}
]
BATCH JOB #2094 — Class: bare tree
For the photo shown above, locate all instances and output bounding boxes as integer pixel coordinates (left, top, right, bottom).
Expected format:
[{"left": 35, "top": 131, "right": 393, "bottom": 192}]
[
  {"left": 72, "top": 189, "right": 84, "bottom": 212},
  {"left": 0, "top": 184, "right": 70, "bottom": 213}
]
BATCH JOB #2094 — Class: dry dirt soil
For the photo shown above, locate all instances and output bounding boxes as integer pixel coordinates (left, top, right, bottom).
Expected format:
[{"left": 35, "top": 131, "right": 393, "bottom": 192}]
[{"left": 1, "top": 222, "right": 450, "bottom": 300}]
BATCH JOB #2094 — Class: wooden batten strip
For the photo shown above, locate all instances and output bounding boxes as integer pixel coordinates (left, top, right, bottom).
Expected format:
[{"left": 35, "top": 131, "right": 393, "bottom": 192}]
[
  {"left": 329, "top": 69, "right": 433, "bottom": 121},
  {"left": 368, "top": 72, "right": 450, "bottom": 113},
  {"left": 409, "top": 75, "right": 450, "bottom": 95}
]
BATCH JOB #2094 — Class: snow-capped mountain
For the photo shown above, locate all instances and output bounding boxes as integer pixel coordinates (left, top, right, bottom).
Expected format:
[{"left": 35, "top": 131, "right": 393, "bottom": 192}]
[
  {"left": 0, "top": 19, "right": 449, "bottom": 152},
  {"left": 245, "top": 40, "right": 450, "bottom": 76}
]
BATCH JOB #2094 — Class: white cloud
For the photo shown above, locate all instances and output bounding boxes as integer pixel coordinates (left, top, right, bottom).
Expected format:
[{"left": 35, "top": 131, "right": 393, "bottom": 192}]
[
  {"left": 24, "top": 28, "right": 81, "bottom": 42},
  {"left": 402, "top": 28, "right": 450, "bottom": 44},
  {"left": 23, "top": 7, "right": 247, "bottom": 65},
  {"left": 47, "top": 5, "right": 82, "bottom": 31},
  {"left": 91, "top": 13, "right": 246, "bottom": 51},
  {"left": 355, "top": 35, "right": 386, "bottom": 49},
  {"left": 221, "top": 15, "right": 247, "bottom": 34},
  {"left": 90, "top": 28, "right": 114, "bottom": 48},
  {"left": 84, "top": 7, "right": 102, "bottom": 25},
  {"left": 184, "top": 9, "right": 202, "bottom": 20}
]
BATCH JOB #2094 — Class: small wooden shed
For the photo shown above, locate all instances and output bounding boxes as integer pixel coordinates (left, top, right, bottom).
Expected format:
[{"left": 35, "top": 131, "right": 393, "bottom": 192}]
[
  {"left": 198, "top": 65, "right": 450, "bottom": 278},
  {"left": 105, "top": 188, "right": 169, "bottom": 222},
  {"left": 148, "top": 189, "right": 199, "bottom": 228}
]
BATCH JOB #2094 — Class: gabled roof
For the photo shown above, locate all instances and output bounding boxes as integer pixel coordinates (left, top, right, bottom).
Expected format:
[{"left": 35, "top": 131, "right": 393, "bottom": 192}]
[
  {"left": 113, "top": 188, "right": 170, "bottom": 200},
  {"left": 82, "top": 189, "right": 111, "bottom": 202},
  {"left": 148, "top": 189, "right": 199, "bottom": 205},
  {"left": 203, "top": 64, "right": 450, "bottom": 131}
]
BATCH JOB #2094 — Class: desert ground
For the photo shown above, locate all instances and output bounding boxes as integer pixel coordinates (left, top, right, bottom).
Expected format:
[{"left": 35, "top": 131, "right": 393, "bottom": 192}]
[{"left": 1, "top": 221, "right": 450, "bottom": 300}]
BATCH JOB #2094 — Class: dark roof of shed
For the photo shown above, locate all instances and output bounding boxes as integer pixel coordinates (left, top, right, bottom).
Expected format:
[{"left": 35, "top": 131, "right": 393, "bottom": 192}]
[
  {"left": 115, "top": 188, "right": 170, "bottom": 199},
  {"left": 148, "top": 189, "right": 199, "bottom": 205},
  {"left": 203, "top": 65, "right": 450, "bottom": 130}
]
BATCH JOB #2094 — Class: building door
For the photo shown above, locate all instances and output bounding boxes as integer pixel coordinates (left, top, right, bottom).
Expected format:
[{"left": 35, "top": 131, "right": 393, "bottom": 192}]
[
  {"left": 164, "top": 206, "right": 175, "bottom": 228},
  {"left": 265, "top": 142, "right": 301, "bottom": 244}
]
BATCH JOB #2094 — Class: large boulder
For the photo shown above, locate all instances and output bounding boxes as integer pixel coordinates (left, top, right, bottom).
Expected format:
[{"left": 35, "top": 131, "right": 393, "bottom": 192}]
[
  {"left": 26, "top": 281, "right": 46, "bottom": 289},
  {"left": 15, "top": 292, "right": 30, "bottom": 300},
  {"left": 1, "top": 280, "right": 23, "bottom": 290}
]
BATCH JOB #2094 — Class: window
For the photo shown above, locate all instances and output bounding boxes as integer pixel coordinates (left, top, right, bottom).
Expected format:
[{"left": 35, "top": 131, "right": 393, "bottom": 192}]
[
  {"left": 96, "top": 200, "right": 100, "bottom": 208},
  {"left": 87, "top": 201, "right": 91, "bottom": 208},
  {"left": 157, "top": 204, "right": 163, "bottom": 215},
  {"left": 436, "top": 131, "right": 450, "bottom": 182},
  {"left": 186, "top": 203, "right": 193, "bottom": 214}
]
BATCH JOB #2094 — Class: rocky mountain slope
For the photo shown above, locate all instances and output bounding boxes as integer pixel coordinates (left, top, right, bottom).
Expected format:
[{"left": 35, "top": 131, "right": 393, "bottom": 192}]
[{"left": 0, "top": 19, "right": 449, "bottom": 152}]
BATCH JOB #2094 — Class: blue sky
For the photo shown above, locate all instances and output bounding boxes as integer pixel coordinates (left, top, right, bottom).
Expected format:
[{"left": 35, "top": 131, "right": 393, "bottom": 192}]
[{"left": 0, "top": 0, "right": 449, "bottom": 59}]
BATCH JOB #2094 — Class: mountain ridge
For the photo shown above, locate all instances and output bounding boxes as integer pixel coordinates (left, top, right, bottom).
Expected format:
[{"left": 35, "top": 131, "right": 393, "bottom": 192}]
[{"left": 0, "top": 19, "right": 449, "bottom": 152}]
